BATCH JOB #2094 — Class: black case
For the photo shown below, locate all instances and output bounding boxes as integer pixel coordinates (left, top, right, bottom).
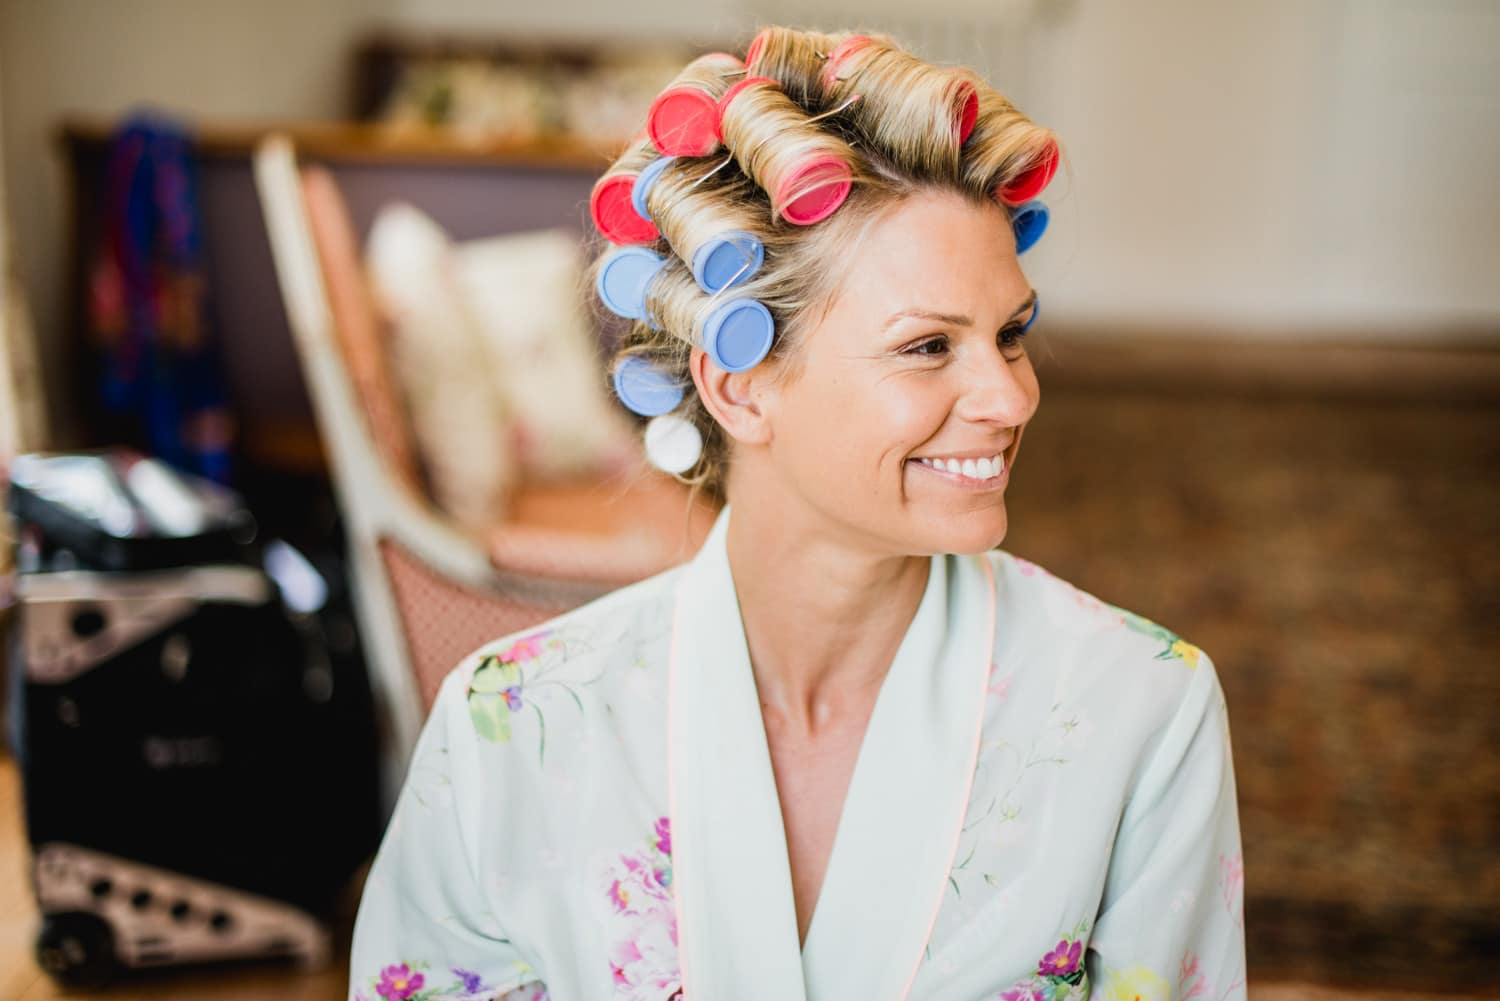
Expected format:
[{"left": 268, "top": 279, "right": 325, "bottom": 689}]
[{"left": 5, "top": 451, "right": 381, "bottom": 986}]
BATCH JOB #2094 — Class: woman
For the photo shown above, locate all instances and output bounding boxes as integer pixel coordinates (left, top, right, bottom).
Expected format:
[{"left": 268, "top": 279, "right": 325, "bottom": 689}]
[{"left": 350, "top": 26, "right": 1245, "bottom": 1001}]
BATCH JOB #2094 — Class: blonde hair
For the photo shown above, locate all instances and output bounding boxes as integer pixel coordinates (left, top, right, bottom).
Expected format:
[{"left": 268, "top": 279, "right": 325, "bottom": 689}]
[{"left": 588, "top": 26, "right": 1060, "bottom": 505}]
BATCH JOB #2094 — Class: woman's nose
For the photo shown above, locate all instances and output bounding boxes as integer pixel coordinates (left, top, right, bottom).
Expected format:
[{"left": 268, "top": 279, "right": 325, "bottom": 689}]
[{"left": 954, "top": 347, "right": 1039, "bottom": 426}]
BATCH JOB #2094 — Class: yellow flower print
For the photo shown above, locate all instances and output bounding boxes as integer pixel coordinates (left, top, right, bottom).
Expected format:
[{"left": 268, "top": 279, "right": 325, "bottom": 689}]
[
  {"left": 1114, "top": 608, "right": 1202, "bottom": 669},
  {"left": 1101, "top": 965, "right": 1171, "bottom": 1001},
  {"left": 1168, "top": 638, "right": 1202, "bottom": 669}
]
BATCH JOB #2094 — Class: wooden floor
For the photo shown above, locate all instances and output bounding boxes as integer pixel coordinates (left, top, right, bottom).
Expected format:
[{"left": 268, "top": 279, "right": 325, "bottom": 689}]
[
  {"left": 0, "top": 753, "right": 1490, "bottom": 999},
  {"left": 0, "top": 751, "right": 355, "bottom": 1000}
]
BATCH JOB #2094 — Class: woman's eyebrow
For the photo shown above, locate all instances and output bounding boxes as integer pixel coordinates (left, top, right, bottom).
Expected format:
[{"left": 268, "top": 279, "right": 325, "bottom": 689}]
[
  {"left": 881, "top": 308, "right": 972, "bottom": 332},
  {"left": 880, "top": 289, "right": 1037, "bottom": 332}
]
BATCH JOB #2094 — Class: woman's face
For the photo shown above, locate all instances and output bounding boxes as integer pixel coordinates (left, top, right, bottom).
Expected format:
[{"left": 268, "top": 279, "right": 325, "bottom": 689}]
[{"left": 758, "top": 187, "right": 1041, "bottom": 556}]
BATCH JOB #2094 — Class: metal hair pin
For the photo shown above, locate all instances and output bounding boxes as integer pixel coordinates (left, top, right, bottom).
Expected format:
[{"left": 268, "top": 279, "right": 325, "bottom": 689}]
[
  {"left": 743, "top": 93, "right": 862, "bottom": 161},
  {"left": 807, "top": 93, "right": 862, "bottom": 123},
  {"left": 706, "top": 252, "right": 759, "bottom": 305}
]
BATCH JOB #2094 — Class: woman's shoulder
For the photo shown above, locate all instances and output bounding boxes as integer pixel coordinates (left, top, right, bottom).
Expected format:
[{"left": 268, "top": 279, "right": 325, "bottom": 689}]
[
  {"left": 443, "top": 563, "right": 682, "bottom": 688},
  {"left": 982, "top": 548, "right": 1223, "bottom": 727},
  {"left": 424, "top": 562, "right": 683, "bottom": 762}
]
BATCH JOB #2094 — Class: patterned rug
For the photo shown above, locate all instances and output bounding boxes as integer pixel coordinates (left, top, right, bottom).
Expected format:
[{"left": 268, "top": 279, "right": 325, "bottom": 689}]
[{"left": 1007, "top": 339, "right": 1500, "bottom": 989}]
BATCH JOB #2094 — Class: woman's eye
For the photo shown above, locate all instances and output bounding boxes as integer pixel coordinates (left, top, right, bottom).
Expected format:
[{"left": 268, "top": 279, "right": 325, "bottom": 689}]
[
  {"left": 998, "top": 324, "right": 1028, "bottom": 355},
  {"left": 906, "top": 336, "right": 949, "bottom": 357}
]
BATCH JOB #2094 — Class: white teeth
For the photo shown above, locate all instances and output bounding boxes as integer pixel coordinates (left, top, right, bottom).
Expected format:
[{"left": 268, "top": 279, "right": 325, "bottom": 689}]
[{"left": 916, "top": 453, "right": 1007, "bottom": 481}]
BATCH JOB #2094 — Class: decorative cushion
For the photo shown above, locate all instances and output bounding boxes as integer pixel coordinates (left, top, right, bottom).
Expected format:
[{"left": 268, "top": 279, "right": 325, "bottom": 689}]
[
  {"left": 365, "top": 203, "right": 519, "bottom": 536},
  {"left": 450, "top": 228, "right": 636, "bottom": 481}
]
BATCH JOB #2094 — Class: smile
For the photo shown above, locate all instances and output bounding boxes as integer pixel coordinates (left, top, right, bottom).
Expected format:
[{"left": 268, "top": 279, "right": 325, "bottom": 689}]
[{"left": 910, "top": 453, "right": 1007, "bottom": 484}]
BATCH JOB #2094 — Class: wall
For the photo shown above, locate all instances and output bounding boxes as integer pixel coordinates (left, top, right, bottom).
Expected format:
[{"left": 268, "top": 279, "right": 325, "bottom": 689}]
[
  {"left": 0, "top": 0, "right": 380, "bottom": 441},
  {"left": 1022, "top": 0, "right": 1500, "bottom": 338},
  {"left": 0, "top": 0, "right": 1495, "bottom": 440}
]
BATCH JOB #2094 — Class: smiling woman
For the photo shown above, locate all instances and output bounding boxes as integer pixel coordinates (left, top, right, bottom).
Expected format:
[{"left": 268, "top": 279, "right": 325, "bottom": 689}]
[{"left": 349, "top": 25, "right": 1246, "bottom": 1001}]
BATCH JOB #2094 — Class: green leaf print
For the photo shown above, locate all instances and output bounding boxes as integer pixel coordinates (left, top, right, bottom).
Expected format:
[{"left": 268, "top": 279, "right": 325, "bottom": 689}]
[
  {"left": 471, "top": 657, "right": 522, "bottom": 693},
  {"left": 1114, "top": 608, "right": 1203, "bottom": 668},
  {"left": 468, "top": 692, "right": 513, "bottom": 744}
]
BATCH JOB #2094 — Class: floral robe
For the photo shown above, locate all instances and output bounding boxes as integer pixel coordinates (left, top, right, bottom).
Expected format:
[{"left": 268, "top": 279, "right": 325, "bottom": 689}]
[{"left": 349, "top": 506, "right": 1245, "bottom": 1001}]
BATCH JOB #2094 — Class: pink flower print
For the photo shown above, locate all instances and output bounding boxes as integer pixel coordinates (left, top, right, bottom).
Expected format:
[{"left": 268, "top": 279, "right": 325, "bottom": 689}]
[
  {"left": 607, "top": 876, "right": 632, "bottom": 913},
  {"left": 1179, "top": 951, "right": 1209, "bottom": 1001},
  {"left": 606, "top": 853, "right": 672, "bottom": 919},
  {"left": 376, "top": 963, "right": 424, "bottom": 1000},
  {"left": 611, "top": 939, "right": 644, "bottom": 984},
  {"left": 608, "top": 916, "right": 681, "bottom": 1001},
  {"left": 1219, "top": 851, "right": 1245, "bottom": 923},
  {"left": 498, "top": 632, "right": 549, "bottom": 664},
  {"left": 1000, "top": 978, "right": 1049, "bottom": 1001},
  {"left": 602, "top": 821, "right": 682, "bottom": 999},
  {"left": 653, "top": 816, "right": 672, "bottom": 857},
  {"left": 1039, "top": 938, "right": 1083, "bottom": 976},
  {"left": 988, "top": 666, "right": 1013, "bottom": 702}
]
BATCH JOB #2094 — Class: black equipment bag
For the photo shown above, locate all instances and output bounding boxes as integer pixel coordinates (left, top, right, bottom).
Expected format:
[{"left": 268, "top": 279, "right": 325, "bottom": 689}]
[{"left": 5, "top": 450, "right": 381, "bottom": 985}]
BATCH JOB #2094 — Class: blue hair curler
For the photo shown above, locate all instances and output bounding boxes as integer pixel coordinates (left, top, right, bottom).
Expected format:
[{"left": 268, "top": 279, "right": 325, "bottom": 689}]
[
  {"left": 702, "top": 298, "right": 774, "bottom": 373},
  {"left": 691, "top": 230, "right": 764, "bottom": 294},
  {"left": 597, "top": 246, "right": 667, "bottom": 322},
  {"left": 632, "top": 156, "right": 677, "bottom": 222},
  {"left": 613, "top": 356, "right": 685, "bottom": 417},
  {"left": 1011, "top": 200, "right": 1049, "bottom": 255}
]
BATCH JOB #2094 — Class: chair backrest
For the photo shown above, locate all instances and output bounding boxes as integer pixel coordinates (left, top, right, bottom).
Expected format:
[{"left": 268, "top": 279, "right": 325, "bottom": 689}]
[
  {"left": 297, "top": 166, "right": 427, "bottom": 503},
  {"left": 254, "top": 135, "right": 522, "bottom": 811},
  {"left": 253, "top": 135, "right": 711, "bottom": 814}
]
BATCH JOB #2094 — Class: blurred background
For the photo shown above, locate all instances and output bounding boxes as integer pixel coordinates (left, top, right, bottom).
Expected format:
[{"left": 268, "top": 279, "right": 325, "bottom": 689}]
[{"left": 0, "top": 0, "right": 1496, "bottom": 998}]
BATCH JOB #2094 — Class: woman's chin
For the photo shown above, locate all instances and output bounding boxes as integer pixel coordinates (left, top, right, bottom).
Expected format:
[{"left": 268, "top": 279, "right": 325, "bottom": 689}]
[{"left": 920, "top": 508, "right": 1011, "bottom": 556}]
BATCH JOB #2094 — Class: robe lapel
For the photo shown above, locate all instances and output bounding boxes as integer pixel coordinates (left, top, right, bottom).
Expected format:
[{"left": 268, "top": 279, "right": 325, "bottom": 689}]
[
  {"left": 669, "top": 506, "right": 808, "bottom": 1001},
  {"left": 799, "top": 547, "right": 996, "bottom": 1001},
  {"left": 669, "top": 506, "right": 996, "bottom": 1001}
]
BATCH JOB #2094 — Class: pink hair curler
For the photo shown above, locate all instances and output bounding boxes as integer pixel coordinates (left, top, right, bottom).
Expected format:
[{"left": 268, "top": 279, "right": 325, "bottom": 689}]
[
  {"left": 820, "top": 34, "right": 874, "bottom": 87},
  {"left": 996, "top": 139, "right": 1060, "bottom": 205},
  {"left": 717, "top": 75, "right": 779, "bottom": 117},
  {"left": 957, "top": 81, "right": 980, "bottom": 145},
  {"left": 648, "top": 87, "right": 724, "bottom": 157},
  {"left": 777, "top": 154, "right": 852, "bottom": 225},
  {"left": 745, "top": 29, "right": 769, "bottom": 69},
  {"left": 590, "top": 173, "right": 660, "bottom": 245}
]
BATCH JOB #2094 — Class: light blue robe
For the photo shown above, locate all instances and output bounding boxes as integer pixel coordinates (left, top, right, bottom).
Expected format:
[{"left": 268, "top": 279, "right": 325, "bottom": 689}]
[{"left": 349, "top": 506, "right": 1245, "bottom": 1001}]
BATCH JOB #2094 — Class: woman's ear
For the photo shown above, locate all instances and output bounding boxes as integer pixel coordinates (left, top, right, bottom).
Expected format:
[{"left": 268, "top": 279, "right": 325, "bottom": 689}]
[{"left": 689, "top": 347, "right": 774, "bottom": 446}]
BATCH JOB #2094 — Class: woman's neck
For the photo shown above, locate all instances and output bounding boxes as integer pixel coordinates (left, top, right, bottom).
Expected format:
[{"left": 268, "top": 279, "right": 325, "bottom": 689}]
[{"left": 725, "top": 495, "right": 930, "bottom": 737}]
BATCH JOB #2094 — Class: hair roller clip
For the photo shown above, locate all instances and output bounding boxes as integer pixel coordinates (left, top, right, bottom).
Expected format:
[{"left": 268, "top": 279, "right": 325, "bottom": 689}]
[
  {"left": 644, "top": 414, "right": 704, "bottom": 474},
  {"left": 597, "top": 246, "right": 668, "bottom": 321},
  {"left": 717, "top": 75, "right": 779, "bottom": 117},
  {"left": 632, "top": 156, "right": 678, "bottom": 222},
  {"left": 745, "top": 29, "right": 770, "bottom": 69},
  {"left": 691, "top": 230, "right": 764, "bottom": 294},
  {"left": 1010, "top": 201, "right": 1049, "bottom": 255},
  {"left": 956, "top": 79, "right": 980, "bottom": 146},
  {"left": 718, "top": 75, "right": 856, "bottom": 226},
  {"left": 1022, "top": 293, "right": 1041, "bottom": 334},
  {"left": 647, "top": 52, "right": 745, "bottom": 157},
  {"left": 613, "top": 355, "right": 685, "bottom": 417},
  {"left": 997, "top": 139, "right": 1060, "bottom": 205},
  {"left": 820, "top": 34, "right": 874, "bottom": 87},
  {"left": 701, "top": 297, "right": 774, "bottom": 372},
  {"left": 591, "top": 173, "right": 660, "bottom": 245},
  {"left": 648, "top": 88, "right": 722, "bottom": 157},
  {"left": 777, "top": 154, "right": 852, "bottom": 225}
]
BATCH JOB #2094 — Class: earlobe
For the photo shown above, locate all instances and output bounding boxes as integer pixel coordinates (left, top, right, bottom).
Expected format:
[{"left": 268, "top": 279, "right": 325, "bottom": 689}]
[{"left": 689, "top": 347, "right": 773, "bottom": 446}]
